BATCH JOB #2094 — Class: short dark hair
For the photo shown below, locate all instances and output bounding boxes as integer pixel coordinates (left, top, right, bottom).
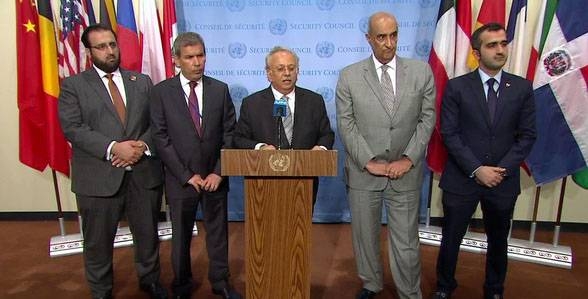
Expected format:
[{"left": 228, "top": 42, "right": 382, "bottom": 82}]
[
  {"left": 172, "top": 32, "right": 206, "bottom": 57},
  {"left": 81, "top": 24, "right": 117, "bottom": 48},
  {"left": 470, "top": 22, "right": 505, "bottom": 51}
]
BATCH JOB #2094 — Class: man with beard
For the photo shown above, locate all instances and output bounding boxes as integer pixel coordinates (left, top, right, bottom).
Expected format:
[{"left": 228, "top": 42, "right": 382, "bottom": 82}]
[
  {"left": 58, "top": 24, "right": 167, "bottom": 299},
  {"left": 431, "top": 23, "right": 536, "bottom": 299}
]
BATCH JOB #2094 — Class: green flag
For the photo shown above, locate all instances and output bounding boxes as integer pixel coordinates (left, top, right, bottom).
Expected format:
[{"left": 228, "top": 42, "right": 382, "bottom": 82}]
[{"left": 572, "top": 168, "right": 588, "bottom": 189}]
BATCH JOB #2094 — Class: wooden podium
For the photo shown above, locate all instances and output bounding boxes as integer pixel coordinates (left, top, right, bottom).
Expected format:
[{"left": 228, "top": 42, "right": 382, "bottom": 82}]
[{"left": 221, "top": 149, "right": 337, "bottom": 299}]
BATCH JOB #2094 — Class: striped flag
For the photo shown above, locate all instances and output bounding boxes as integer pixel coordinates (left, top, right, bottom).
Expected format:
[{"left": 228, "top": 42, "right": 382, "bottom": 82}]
[
  {"left": 505, "top": 0, "right": 529, "bottom": 77},
  {"left": 116, "top": 0, "right": 141, "bottom": 72},
  {"left": 99, "top": 0, "right": 117, "bottom": 31},
  {"left": 526, "top": 0, "right": 558, "bottom": 81},
  {"left": 16, "top": 0, "right": 48, "bottom": 172},
  {"left": 455, "top": 0, "right": 472, "bottom": 77},
  {"left": 38, "top": 0, "right": 71, "bottom": 176},
  {"left": 58, "top": 0, "right": 92, "bottom": 78},
  {"left": 526, "top": 1, "right": 588, "bottom": 185},
  {"left": 162, "top": 0, "right": 178, "bottom": 78},
  {"left": 139, "top": 0, "right": 166, "bottom": 83},
  {"left": 426, "top": 0, "right": 455, "bottom": 173}
]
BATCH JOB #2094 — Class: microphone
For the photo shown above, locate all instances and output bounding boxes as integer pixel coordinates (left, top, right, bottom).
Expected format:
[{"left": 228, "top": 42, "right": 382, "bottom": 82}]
[{"left": 273, "top": 97, "right": 288, "bottom": 149}]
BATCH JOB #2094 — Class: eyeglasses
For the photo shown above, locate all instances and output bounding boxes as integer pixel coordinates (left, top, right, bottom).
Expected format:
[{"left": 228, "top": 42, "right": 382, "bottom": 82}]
[
  {"left": 90, "top": 42, "right": 118, "bottom": 51},
  {"left": 269, "top": 65, "right": 298, "bottom": 73}
]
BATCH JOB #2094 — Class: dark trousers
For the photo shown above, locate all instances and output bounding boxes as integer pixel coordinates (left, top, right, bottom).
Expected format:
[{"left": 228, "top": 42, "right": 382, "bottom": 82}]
[
  {"left": 77, "top": 172, "right": 163, "bottom": 298},
  {"left": 168, "top": 189, "right": 230, "bottom": 296},
  {"left": 436, "top": 190, "right": 516, "bottom": 297}
]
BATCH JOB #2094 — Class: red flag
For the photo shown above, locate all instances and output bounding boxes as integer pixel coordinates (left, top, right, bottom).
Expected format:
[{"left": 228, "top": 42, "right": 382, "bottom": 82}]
[
  {"left": 58, "top": 0, "right": 92, "bottom": 78},
  {"left": 16, "top": 0, "right": 48, "bottom": 172},
  {"left": 116, "top": 0, "right": 141, "bottom": 72},
  {"left": 162, "top": 0, "right": 178, "bottom": 78},
  {"left": 426, "top": 0, "right": 455, "bottom": 173},
  {"left": 39, "top": 0, "right": 71, "bottom": 176},
  {"left": 455, "top": 0, "right": 473, "bottom": 76}
]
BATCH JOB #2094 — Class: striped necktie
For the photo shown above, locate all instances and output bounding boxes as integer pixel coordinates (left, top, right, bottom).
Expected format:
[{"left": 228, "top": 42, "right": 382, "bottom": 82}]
[{"left": 380, "top": 64, "right": 396, "bottom": 115}]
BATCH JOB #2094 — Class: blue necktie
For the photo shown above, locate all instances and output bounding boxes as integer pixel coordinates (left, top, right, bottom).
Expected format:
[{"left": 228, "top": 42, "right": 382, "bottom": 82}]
[{"left": 487, "top": 78, "right": 498, "bottom": 123}]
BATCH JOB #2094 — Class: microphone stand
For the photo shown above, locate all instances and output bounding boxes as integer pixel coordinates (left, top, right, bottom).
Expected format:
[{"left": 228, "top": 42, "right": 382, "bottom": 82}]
[{"left": 276, "top": 116, "right": 283, "bottom": 150}]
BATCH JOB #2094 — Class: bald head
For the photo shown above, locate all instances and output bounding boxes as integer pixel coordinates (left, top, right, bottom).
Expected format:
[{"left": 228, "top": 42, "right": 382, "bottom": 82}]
[{"left": 366, "top": 11, "right": 399, "bottom": 64}]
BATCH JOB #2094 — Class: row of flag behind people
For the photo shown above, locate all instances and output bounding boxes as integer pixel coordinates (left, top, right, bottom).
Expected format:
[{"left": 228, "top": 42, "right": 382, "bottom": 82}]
[
  {"left": 16, "top": 0, "right": 178, "bottom": 176},
  {"left": 427, "top": 0, "right": 588, "bottom": 188}
]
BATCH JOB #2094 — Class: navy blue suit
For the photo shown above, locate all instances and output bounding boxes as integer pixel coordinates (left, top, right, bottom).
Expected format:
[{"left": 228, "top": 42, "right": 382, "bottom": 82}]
[{"left": 437, "top": 70, "right": 536, "bottom": 297}]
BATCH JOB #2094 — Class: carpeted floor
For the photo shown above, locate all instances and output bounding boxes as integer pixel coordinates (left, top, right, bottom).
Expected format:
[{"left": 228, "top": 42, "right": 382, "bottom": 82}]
[{"left": 0, "top": 220, "right": 585, "bottom": 298}]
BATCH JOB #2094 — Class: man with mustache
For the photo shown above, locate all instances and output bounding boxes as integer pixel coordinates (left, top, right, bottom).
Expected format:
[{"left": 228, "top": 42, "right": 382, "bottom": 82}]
[
  {"left": 233, "top": 46, "right": 334, "bottom": 206},
  {"left": 150, "top": 32, "right": 240, "bottom": 299},
  {"left": 58, "top": 24, "right": 166, "bottom": 299},
  {"left": 431, "top": 23, "right": 536, "bottom": 299},
  {"left": 336, "top": 11, "right": 435, "bottom": 299}
]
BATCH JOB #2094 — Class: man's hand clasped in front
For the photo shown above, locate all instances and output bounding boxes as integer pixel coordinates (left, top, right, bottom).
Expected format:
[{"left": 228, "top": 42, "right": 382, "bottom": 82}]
[{"left": 111, "top": 140, "right": 146, "bottom": 167}]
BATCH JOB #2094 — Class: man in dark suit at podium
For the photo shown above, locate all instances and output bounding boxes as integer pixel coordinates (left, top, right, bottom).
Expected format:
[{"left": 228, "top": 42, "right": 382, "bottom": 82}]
[
  {"left": 233, "top": 46, "right": 335, "bottom": 205},
  {"left": 150, "top": 32, "right": 240, "bottom": 299},
  {"left": 432, "top": 23, "right": 536, "bottom": 299}
]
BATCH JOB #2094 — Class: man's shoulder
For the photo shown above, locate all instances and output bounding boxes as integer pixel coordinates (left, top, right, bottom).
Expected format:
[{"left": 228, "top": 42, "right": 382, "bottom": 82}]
[
  {"left": 203, "top": 75, "right": 229, "bottom": 89},
  {"left": 340, "top": 57, "right": 371, "bottom": 73}
]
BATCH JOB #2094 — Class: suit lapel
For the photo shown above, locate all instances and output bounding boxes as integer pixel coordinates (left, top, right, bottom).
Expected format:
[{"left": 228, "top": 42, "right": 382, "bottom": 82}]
[
  {"left": 493, "top": 72, "right": 513, "bottom": 126},
  {"left": 120, "top": 70, "right": 135, "bottom": 129},
  {"left": 169, "top": 76, "right": 198, "bottom": 135},
  {"left": 83, "top": 68, "right": 124, "bottom": 128},
  {"left": 362, "top": 57, "right": 394, "bottom": 119},
  {"left": 392, "top": 58, "right": 407, "bottom": 120},
  {"left": 467, "top": 71, "right": 493, "bottom": 128}
]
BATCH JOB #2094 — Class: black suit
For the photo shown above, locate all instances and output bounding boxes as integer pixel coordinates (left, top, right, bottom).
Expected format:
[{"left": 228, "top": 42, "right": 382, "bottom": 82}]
[
  {"left": 233, "top": 86, "right": 334, "bottom": 150},
  {"left": 233, "top": 86, "right": 334, "bottom": 204},
  {"left": 58, "top": 67, "right": 164, "bottom": 298},
  {"left": 436, "top": 70, "right": 536, "bottom": 297},
  {"left": 150, "top": 75, "right": 236, "bottom": 296}
]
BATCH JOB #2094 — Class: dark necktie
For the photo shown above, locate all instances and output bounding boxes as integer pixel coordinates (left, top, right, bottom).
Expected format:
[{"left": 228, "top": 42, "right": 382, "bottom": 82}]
[
  {"left": 487, "top": 78, "right": 498, "bottom": 123},
  {"left": 188, "top": 81, "right": 203, "bottom": 137},
  {"left": 105, "top": 73, "right": 126, "bottom": 126},
  {"left": 281, "top": 95, "right": 293, "bottom": 143},
  {"left": 380, "top": 64, "right": 396, "bottom": 115}
]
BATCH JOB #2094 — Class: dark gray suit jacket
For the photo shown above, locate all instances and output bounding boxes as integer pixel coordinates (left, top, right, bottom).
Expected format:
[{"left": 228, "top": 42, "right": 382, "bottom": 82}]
[
  {"left": 150, "top": 75, "right": 236, "bottom": 199},
  {"left": 58, "top": 68, "right": 163, "bottom": 197},
  {"left": 233, "top": 86, "right": 334, "bottom": 150}
]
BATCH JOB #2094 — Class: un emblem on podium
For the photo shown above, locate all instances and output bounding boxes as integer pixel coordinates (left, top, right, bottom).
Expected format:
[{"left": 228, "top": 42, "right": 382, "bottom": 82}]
[{"left": 269, "top": 153, "right": 291, "bottom": 172}]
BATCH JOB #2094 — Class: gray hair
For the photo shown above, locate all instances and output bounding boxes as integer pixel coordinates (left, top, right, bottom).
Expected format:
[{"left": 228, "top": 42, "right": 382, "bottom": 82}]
[
  {"left": 172, "top": 32, "right": 206, "bottom": 57},
  {"left": 265, "top": 46, "right": 299, "bottom": 70}
]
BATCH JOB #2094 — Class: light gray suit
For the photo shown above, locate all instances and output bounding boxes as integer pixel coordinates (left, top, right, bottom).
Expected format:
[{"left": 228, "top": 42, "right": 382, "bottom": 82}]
[{"left": 336, "top": 56, "right": 435, "bottom": 298}]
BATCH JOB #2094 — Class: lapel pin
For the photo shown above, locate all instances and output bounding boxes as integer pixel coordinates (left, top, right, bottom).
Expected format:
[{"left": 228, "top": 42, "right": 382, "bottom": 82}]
[
  {"left": 129, "top": 75, "right": 137, "bottom": 81},
  {"left": 505, "top": 82, "right": 511, "bottom": 87}
]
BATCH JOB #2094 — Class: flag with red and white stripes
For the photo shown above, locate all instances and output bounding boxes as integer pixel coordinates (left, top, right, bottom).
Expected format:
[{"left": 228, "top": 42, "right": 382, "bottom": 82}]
[
  {"left": 58, "top": 0, "right": 92, "bottom": 78},
  {"left": 162, "top": 0, "right": 178, "bottom": 78}
]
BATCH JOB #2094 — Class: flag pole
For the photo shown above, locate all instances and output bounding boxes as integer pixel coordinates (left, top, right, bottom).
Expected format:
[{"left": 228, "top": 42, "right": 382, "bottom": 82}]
[
  {"left": 529, "top": 186, "right": 541, "bottom": 243},
  {"left": 51, "top": 170, "right": 66, "bottom": 236},
  {"left": 553, "top": 177, "right": 567, "bottom": 247},
  {"left": 426, "top": 171, "right": 434, "bottom": 227}
]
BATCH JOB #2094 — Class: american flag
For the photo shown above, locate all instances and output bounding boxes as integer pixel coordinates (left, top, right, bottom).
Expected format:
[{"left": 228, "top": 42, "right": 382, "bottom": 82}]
[{"left": 59, "top": 0, "right": 91, "bottom": 78}]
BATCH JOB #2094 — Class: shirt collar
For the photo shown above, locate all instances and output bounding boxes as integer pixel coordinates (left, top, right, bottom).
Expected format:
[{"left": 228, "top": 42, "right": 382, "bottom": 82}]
[
  {"left": 271, "top": 86, "right": 295, "bottom": 100},
  {"left": 94, "top": 65, "right": 121, "bottom": 79},
  {"left": 179, "top": 73, "right": 203, "bottom": 87},
  {"left": 478, "top": 68, "right": 503, "bottom": 85},
  {"left": 372, "top": 55, "right": 397, "bottom": 71}
]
